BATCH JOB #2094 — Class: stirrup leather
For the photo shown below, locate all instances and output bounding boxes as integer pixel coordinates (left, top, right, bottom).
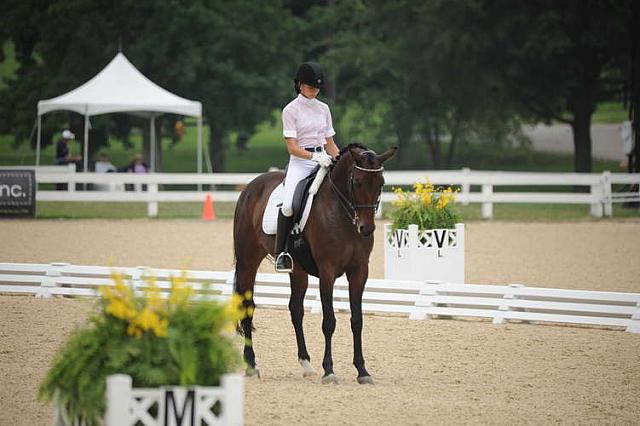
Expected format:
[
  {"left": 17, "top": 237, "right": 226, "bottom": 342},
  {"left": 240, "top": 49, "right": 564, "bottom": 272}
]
[{"left": 275, "top": 252, "right": 293, "bottom": 273}]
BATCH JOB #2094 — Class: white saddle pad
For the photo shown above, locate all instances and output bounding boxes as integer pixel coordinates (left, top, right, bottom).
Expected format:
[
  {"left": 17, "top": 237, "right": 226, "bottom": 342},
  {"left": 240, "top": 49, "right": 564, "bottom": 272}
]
[
  {"left": 262, "top": 167, "right": 328, "bottom": 235},
  {"left": 262, "top": 184, "right": 284, "bottom": 235}
]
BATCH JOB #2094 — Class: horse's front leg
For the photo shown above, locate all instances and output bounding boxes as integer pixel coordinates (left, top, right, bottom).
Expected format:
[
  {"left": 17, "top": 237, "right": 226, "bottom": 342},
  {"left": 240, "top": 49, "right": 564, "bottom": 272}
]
[
  {"left": 319, "top": 273, "right": 338, "bottom": 384},
  {"left": 289, "top": 267, "right": 314, "bottom": 377},
  {"left": 346, "top": 266, "right": 373, "bottom": 384}
]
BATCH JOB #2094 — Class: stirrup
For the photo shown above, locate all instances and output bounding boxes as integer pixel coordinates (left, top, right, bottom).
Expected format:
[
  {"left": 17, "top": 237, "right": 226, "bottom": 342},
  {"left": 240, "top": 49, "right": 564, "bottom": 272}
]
[{"left": 275, "top": 252, "right": 293, "bottom": 273}]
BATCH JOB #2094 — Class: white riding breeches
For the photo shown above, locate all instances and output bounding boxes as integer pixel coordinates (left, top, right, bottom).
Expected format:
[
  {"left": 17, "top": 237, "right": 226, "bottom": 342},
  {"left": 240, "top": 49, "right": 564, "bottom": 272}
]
[{"left": 281, "top": 155, "right": 318, "bottom": 217}]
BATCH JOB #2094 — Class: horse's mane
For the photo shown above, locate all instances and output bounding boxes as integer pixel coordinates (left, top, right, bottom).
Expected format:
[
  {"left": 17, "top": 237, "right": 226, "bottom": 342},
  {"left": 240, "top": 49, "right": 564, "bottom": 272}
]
[{"left": 335, "top": 143, "right": 370, "bottom": 161}]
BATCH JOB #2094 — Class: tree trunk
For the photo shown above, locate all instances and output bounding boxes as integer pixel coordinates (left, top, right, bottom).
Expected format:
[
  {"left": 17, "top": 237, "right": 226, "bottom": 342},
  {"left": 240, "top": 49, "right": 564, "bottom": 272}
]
[
  {"left": 394, "top": 123, "right": 411, "bottom": 166},
  {"left": 391, "top": 106, "right": 412, "bottom": 166},
  {"left": 425, "top": 124, "right": 441, "bottom": 169},
  {"left": 445, "top": 115, "right": 461, "bottom": 169},
  {"left": 209, "top": 127, "right": 225, "bottom": 172},
  {"left": 569, "top": 101, "right": 593, "bottom": 174}
]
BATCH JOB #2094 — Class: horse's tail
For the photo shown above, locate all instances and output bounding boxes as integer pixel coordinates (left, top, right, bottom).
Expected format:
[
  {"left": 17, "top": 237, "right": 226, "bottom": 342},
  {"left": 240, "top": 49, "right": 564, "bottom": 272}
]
[
  {"left": 233, "top": 269, "right": 256, "bottom": 336},
  {"left": 232, "top": 269, "right": 244, "bottom": 335},
  {"left": 232, "top": 268, "right": 240, "bottom": 295}
]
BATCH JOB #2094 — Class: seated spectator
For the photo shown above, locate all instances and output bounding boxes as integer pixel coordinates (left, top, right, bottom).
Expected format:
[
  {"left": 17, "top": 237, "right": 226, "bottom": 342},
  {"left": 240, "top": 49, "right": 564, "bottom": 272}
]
[
  {"left": 126, "top": 153, "right": 149, "bottom": 173},
  {"left": 94, "top": 152, "right": 118, "bottom": 191},
  {"left": 125, "top": 153, "right": 149, "bottom": 191},
  {"left": 95, "top": 152, "right": 117, "bottom": 173}
]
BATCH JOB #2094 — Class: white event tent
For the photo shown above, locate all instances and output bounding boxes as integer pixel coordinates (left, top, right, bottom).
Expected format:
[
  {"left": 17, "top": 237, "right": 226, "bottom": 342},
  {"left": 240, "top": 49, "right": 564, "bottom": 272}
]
[{"left": 36, "top": 52, "right": 203, "bottom": 173}]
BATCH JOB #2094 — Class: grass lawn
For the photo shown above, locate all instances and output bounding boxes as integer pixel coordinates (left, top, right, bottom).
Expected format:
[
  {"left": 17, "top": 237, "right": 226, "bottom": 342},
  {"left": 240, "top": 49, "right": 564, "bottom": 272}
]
[
  {"left": 34, "top": 200, "right": 640, "bottom": 221},
  {"left": 592, "top": 102, "right": 628, "bottom": 124},
  {"left": 35, "top": 201, "right": 237, "bottom": 219},
  {"left": 0, "top": 100, "right": 629, "bottom": 173},
  {"left": 0, "top": 97, "right": 634, "bottom": 221}
]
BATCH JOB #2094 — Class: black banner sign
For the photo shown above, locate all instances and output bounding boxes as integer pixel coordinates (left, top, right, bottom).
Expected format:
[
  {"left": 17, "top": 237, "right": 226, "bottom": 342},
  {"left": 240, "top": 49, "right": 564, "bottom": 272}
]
[{"left": 0, "top": 170, "right": 36, "bottom": 217}]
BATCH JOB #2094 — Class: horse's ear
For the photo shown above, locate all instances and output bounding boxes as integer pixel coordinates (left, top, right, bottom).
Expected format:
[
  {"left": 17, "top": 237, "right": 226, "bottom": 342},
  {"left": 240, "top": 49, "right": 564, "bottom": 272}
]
[
  {"left": 348, "top": 145, "right": 362, "bottom": 163},
  {"left": 377, "top": 146, "right": 398, "bottom": 163}
]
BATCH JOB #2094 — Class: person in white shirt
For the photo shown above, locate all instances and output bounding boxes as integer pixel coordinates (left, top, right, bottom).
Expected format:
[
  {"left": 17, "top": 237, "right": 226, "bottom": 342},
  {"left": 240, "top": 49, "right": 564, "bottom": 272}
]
[
  {"left": 94, "top": 152, "right": 117, "bottom": 191},
  {"left": 275, "top": 62, "right": 340, "bottom": 273},
  {"left": 94, "top": 152, "right": 117, "bottom": 173}
]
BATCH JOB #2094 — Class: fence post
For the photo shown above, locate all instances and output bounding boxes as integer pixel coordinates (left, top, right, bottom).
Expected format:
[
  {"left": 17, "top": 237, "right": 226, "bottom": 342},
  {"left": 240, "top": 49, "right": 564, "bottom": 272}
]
[
  {"left": 37, "top": 262, "right": 68, "bottom": 298},
  {"left": 492, "top": 283, "right": 523, "bottom": 325},
  {"left": 223, "top": 270, "right": 235, "bottom": 297},
  {"left": 105, "top": 374, "right": 132, "bottom": 426},
  {"left": 410, "top": 281, "right": 438, "bottom": 320},
  {"left": 67, "top": 163, "right": 76, "bottom": 193},
  {"left": 221, "top": 373, "right": 244, "bottom": 426},
  {"left": 590, "top": 181, "right": 604, "bottom": 218},
  {"left": 481, "top": 184, "right": 493, "bottom": 219},
  {"left": 147, "top": 183, "right": 158, "bottom": 218},
  {"left": 461, "top": 167, "right": 470, "bottom": 206},
  {"left": 602, "top": 171, "right": 612, "bottom": 217},
  {"left": 131, "top": 266, "right": 148, "bottom": 290},
  {"left": 626, "top": 302, "right": 640, "bottom": 333}
]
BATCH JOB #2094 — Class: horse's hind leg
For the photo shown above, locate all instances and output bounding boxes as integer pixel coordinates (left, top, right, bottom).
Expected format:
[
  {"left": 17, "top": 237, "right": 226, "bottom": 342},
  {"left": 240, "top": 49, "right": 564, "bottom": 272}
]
[
  {"left": 234, "top": 246, "right": 265, "bottom": 377},
  {"left": 289, "top": 267, "right": 314, "bottom": 377}
]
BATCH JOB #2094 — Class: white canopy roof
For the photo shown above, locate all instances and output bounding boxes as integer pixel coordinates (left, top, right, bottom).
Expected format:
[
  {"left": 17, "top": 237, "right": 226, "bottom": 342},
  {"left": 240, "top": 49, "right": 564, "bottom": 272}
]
[{"left": 37, "top": 53, "right": 202, "bottom": 117}]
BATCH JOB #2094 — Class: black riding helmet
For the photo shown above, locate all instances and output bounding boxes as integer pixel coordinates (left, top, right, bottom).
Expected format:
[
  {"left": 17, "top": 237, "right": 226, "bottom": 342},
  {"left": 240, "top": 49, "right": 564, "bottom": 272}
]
[{"left": 294, "top": 62, "right": 324, "bottom": 93}]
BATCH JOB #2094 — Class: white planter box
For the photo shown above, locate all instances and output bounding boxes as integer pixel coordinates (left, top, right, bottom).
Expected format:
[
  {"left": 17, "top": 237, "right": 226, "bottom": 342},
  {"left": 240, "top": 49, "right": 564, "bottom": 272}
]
[
  {"left": 55, "top": 373, "right": 244, "bottom": 426},
  {"left": 107, "top": 373, "right": 243, "bottom": 426},
  {"left": 384, "top": 223, "right": 465, "bottom": 283}
]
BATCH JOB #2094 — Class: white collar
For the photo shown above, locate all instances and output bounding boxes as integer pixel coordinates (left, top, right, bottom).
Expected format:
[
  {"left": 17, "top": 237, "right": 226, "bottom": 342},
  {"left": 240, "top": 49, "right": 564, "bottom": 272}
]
[{"left": 297, "top": 93, "right": 318, "bottom": 106}]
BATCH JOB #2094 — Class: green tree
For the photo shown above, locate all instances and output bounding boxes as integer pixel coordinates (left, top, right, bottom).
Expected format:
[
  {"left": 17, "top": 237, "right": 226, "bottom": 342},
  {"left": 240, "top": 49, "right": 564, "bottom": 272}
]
[
  {"left": 316, "top": 0, "right": 630, "bottom": 172},
  {"left": 317, "top": 0, "right": 516, "bottom": 168},
  {"left": 1, "top": 0, "right": 299, "bottom": 171},
  {"left": 467, "top": 0, "right": 631, "bottom": 173}
]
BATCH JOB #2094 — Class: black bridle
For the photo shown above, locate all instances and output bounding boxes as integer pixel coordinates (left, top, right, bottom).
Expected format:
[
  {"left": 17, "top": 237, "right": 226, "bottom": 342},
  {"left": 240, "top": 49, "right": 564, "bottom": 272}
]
[{"left": 327, "top": 161, "right": 384, "bottom": 228}]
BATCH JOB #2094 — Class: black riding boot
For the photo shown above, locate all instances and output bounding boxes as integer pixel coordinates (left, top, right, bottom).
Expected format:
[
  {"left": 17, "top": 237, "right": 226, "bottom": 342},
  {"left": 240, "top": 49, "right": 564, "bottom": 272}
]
[{"left": 275, "top": 210, "right": 294, "bottom": 273}]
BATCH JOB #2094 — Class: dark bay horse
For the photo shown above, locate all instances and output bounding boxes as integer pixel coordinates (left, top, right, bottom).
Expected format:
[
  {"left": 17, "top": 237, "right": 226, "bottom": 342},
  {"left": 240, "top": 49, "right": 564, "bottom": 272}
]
[{"left": 233, "top": 143, "right": 396, "bottom": 384}]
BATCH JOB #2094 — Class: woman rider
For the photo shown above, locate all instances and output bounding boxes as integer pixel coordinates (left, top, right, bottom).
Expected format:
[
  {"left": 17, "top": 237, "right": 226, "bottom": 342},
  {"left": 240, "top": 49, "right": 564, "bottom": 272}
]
[{"left": 275, "top": 62, "right": 340, "bottom": 273}]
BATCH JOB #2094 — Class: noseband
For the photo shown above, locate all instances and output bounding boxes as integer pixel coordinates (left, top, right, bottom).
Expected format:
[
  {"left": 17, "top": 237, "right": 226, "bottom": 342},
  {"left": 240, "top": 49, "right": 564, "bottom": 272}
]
[{"left": 328, "top": 159, "right": 384, "bottom": 228}]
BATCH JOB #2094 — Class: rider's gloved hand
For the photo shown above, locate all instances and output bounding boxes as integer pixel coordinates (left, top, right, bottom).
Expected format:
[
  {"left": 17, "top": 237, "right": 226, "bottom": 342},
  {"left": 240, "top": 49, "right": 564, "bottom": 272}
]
[{"left": 311, "top": 152, "right": 333, "bottom": 168}]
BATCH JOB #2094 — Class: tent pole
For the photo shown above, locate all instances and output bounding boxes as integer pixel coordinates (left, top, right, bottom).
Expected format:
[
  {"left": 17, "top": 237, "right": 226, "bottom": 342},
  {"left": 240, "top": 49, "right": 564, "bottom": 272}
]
[
  {"left": 150, "top": 114, "right": 156, "bottom": 172},
  {"left": 36, "top": 115, "right": 42, "bottom": 166},
  {"left": 197, "top": 116, "right": 203, "bottom": 191},
  {"left": 83, "top": 114, "right": 89, "bottom": 173},
  {"left": 197, "top": 116, "right": 203, "bottom": 174}
]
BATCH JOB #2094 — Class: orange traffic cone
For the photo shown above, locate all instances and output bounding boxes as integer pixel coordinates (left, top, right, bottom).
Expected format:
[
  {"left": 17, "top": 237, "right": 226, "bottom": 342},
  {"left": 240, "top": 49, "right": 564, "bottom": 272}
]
[{"left": 202, "top": 193, "right": 217, "bottom": 221}]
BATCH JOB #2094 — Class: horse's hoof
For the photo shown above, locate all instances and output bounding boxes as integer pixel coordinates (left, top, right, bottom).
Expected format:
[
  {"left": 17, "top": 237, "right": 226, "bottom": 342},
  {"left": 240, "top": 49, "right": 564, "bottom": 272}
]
[
  {"left": 357, "top": 375, "right": 374, "bottom": 385},
  {"left": 298, "top": 359, "right": 316, "bottom": 377},
  {"left": 321, "top": 373, "right": 339, "bottom": 385},
  {"left": 245, "top": 366, "right": 261, "bottom": 378}
]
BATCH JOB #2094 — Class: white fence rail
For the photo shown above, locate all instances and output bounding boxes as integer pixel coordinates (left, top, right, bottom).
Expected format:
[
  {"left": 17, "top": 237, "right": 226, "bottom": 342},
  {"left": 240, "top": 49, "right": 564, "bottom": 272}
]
[
  {"left": 6, "top": 167, "right": 637, "bottom": 219},
  {"left": 1, "top": 262, "right": 638, "bottom": 333}
]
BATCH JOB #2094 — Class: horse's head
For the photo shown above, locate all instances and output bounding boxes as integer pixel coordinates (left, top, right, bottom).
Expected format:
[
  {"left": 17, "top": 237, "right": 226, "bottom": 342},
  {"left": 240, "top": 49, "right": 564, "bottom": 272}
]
[{"left": 332, "top": 144, "right": 397, "bottom": 237}]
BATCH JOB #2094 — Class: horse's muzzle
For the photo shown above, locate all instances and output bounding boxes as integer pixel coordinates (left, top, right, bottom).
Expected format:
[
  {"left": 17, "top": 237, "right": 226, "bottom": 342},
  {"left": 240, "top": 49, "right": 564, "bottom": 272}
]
[{"left": 358, "top": 223, "right": 376, "bottom": 237}]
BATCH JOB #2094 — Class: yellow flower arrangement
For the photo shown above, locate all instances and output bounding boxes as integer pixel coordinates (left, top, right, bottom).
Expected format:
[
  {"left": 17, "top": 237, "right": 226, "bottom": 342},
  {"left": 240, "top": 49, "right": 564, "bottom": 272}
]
[
  {"left": 97, "top": 272, "right": 248, "bottom": 340},
  {"left": 391, "top": 179, "right": 461, "bottom": 230},
  {"left": 40, "top": 270, "right": 245, "bottom": 426}
]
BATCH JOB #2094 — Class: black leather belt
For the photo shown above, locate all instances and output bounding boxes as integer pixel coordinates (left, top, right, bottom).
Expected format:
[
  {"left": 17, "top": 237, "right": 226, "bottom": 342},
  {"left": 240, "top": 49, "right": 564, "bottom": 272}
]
[{"left": 304, "top": 146, "right": 324, "bottom": 152}]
